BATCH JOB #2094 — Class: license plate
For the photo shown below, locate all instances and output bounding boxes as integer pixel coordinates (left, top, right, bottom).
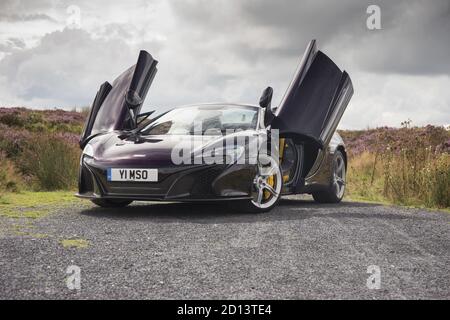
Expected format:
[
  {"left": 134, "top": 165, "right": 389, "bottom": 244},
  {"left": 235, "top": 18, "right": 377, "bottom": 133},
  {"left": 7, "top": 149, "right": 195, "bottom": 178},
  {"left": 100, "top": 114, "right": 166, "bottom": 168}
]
[{"left": 107, "top": 168, "right": 158, "bottom": 182}]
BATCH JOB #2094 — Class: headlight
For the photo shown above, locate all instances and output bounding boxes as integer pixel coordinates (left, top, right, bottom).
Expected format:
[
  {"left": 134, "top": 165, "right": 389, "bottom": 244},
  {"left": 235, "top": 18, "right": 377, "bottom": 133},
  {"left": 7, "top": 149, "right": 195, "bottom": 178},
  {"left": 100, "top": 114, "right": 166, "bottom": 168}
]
[{"left": 82, "top": 144, "right": 94, "bottom": 158}]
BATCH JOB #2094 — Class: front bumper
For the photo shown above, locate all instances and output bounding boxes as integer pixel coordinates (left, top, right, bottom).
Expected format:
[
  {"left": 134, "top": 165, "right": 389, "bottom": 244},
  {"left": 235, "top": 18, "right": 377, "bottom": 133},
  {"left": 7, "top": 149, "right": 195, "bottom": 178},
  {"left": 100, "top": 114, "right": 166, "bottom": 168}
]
[{"left": 77, "top": 155, "right": 256, "bottom": 201}]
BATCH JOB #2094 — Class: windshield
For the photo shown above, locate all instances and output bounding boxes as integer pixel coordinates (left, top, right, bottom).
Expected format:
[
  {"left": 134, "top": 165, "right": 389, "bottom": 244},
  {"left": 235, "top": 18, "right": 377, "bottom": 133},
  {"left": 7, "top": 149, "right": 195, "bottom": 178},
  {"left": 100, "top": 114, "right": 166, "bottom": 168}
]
[{"left": 140, "top": 105, "right": 259, "bottom": 135}]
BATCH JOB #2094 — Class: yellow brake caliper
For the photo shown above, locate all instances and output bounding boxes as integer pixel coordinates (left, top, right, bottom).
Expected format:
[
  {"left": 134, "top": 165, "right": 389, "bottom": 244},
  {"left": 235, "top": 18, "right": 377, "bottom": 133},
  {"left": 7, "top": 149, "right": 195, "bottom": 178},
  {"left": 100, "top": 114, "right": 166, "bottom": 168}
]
[
  {"left": 263, "top": 138, "right": 285, "bottom": 200},
  {"left": 264, "top": 175, "right": 275, "bottom": 200}
]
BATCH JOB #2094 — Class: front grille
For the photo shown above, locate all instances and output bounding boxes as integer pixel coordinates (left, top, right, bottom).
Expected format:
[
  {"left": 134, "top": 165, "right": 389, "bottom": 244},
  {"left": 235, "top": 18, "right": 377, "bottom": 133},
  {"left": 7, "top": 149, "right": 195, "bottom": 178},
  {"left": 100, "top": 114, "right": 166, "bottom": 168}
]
[
  {"left": 190, "top": 166, "right": 226, "bottom": 197},
  {"left": 79, "top": 164, "right": 94, "bottom": 193}
]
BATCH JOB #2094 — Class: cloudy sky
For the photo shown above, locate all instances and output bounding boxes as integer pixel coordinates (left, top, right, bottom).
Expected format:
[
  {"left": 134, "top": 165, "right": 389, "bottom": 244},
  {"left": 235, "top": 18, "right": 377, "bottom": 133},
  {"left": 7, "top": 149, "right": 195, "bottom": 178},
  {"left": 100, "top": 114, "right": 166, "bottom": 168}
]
[{"left": 0, "top": 0, "right": 449, "bottom": 129}]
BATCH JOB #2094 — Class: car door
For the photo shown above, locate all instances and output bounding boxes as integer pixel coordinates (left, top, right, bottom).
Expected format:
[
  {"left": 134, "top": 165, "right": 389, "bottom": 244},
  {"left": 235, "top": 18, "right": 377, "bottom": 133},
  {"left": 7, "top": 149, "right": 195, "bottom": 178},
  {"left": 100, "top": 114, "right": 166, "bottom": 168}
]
[
  {"left": 271, "top": 40, "right": 353, "bottom": 191},
  {"left": 271, "top": 39, "right": 353, "bottom": 149},
  {"left": 79, "top": 50, "right": 158, "bottom": 148}
]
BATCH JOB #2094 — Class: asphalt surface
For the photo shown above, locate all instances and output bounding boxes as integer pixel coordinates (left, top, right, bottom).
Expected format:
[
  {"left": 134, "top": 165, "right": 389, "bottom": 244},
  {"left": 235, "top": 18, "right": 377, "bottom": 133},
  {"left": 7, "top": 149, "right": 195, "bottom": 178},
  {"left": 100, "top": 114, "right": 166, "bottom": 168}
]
[{"left": 0, "top": 196, "right": 449, "bottom": 299}]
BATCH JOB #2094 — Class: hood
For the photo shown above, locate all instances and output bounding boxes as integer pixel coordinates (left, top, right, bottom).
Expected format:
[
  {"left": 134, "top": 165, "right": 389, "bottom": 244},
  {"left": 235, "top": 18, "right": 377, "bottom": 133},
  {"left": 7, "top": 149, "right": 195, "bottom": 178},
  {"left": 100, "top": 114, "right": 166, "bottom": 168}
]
[{"left": 86, "top": 131, "right": 258, "bottom": 167}]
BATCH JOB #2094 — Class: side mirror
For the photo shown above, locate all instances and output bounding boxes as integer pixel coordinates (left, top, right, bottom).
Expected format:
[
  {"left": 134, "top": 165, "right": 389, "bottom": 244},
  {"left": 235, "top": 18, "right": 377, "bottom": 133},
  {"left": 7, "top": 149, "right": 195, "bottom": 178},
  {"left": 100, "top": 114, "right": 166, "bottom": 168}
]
[
  {"left": 259, "top": 86, "right": 275, "bottom": 127},
  {"left": 259, "top": 86, "right": 273, "bottom": 109},
  {"left": 124, "top": 89, "right": 143, "bottom": 130}
]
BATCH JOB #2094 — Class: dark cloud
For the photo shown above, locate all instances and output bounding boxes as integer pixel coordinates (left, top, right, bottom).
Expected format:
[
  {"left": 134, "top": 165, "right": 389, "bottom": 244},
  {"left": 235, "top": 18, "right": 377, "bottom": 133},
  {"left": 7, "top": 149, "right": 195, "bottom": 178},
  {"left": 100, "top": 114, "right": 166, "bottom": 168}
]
[
  {"left": 352, "top": 1, "right": 450, "bottom": 75},
  {"left": 170, "top": 0, "right": 450, "bottom": 76}
]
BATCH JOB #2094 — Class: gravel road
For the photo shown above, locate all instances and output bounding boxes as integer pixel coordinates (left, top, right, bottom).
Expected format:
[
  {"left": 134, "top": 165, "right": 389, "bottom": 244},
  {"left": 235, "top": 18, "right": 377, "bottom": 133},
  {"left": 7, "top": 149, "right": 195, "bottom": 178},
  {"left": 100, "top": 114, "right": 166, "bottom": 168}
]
[{"left": 0, "top": 196, "right": 449, "bottom": 299}]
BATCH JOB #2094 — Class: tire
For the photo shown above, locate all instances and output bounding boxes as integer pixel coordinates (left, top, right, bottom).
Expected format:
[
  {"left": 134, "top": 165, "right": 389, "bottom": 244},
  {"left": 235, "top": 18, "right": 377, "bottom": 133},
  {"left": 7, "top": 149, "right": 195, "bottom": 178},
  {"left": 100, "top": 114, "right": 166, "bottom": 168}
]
[
  {"left": 91, "top": 199, "right": 133, "bottom": 208},
  {"left": 231, "top": 154, "right": 282, "bottom": 213},
  {"left": 312, "top": 150, "right": 346, "bottom": 203}
]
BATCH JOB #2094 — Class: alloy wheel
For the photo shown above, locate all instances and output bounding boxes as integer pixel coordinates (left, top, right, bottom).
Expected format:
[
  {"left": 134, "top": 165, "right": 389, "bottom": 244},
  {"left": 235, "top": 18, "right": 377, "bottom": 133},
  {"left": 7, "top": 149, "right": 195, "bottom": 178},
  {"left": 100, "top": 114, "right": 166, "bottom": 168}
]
[
  {"left": 333, "top": 153, "right": 346, "bottom": 199},
  {"left": 251, "top": 155, "right": 282, "bottom": 209}
]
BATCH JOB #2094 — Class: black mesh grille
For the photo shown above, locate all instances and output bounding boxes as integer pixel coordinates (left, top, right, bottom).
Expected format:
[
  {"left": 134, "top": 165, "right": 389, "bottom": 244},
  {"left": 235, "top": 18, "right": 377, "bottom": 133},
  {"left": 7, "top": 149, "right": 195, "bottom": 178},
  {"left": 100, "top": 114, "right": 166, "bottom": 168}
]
[
  {"left": 190, "top": 166, "right": 226, "bottom": 197},
  {"left": 79, "top": 165, "right": 94, "bottom": 193}
]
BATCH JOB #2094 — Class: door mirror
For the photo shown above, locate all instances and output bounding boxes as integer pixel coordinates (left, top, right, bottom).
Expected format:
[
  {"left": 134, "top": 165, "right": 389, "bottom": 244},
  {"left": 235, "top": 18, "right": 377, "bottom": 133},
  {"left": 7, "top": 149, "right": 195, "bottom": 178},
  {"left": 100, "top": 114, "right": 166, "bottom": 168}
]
[
  {"left": 259, "top": 86, "right": 273, "bottom": 109},
  {"left": 259, "top": 86, "right": 275, "bottom": 127}
]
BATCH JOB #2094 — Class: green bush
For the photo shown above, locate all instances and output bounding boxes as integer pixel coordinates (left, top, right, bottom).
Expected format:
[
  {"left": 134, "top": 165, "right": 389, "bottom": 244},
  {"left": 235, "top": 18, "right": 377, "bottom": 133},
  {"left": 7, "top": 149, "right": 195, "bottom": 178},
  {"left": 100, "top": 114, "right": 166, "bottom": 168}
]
[
  {"left": 382, "top": 146, "right": 449, "bottom": 208},
  {"left": 18, "top": 135, "right": 80, "bottom": 191},
  {"left": 0, "top": 152, "right": 22, "bottom": 192},
  {"left": 348, "top": 146, "right": 449, "bottom": 209},
  {"left": 0, "top": 113, "right": 24, "bottom": 127},
  {"left": 346, "top": 152, "right": 384, "bottom": 202},
  {"left": 421, "top": 153, "right": 450, "bottom": 208},
  {"left": 346, "top": 124, "right": 449, "bottom": 209}
]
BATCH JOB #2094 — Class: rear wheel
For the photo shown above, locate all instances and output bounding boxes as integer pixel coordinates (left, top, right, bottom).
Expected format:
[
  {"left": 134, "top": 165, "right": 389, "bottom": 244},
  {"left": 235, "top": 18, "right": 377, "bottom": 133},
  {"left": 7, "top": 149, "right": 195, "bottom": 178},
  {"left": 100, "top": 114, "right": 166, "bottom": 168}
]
[
  {"left": 312, "top": 150, "right": 346, "bottom": 203},
  {"left": 91, "top": 199, "right": 133, "bottom": 208},
  {"left": 232, "top": 154, "right": 282, "bottom": 213}
]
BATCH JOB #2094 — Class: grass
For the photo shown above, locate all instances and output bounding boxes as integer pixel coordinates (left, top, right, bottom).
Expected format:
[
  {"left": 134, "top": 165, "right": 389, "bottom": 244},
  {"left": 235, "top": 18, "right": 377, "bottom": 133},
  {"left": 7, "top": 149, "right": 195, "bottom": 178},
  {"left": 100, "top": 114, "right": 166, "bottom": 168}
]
[
  {"left": 0, "top": 191, "right": 90, "bottom": 248},
  {"left": 60, "top": 238, "right": 90, "bottom": 249},
  {"left": 342, "top": 123, "right": 449, "bottom": 211},
  {"left": 346, "top": 150, "right": 449, "bottom": 211},
  {"left": 0, "top": 190, "right": 92, "bottom": 249},
  {"left": 346, "top": 152, "right": 385, "bottom": 203},
  {"left": 345, "top": 196, "right": 450, "bottom": 214},
  {"left": 0, "top": 191, "right": 81, "bottom": 219},
  {"left": 13, "top": 231, "right": 50, "bottom": 238}
]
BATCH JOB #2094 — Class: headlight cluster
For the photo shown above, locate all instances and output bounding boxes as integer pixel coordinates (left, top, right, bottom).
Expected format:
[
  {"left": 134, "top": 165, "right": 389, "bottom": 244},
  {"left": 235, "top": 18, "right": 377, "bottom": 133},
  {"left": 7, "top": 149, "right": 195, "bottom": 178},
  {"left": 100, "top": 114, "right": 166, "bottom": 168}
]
[{"left": 82, "top": 144, "right": 94, "bottom": 158}]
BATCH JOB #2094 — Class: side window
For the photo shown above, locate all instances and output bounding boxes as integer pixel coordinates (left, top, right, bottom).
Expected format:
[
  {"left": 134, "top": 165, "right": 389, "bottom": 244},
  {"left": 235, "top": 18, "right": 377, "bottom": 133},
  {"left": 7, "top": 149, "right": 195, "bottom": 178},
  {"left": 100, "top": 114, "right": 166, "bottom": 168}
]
[
  {"left": 220, "top": 109, "right": 258, "bottom": 131},
  {"left": 222, "top": 110, "right": 255, "bottom": 124}
]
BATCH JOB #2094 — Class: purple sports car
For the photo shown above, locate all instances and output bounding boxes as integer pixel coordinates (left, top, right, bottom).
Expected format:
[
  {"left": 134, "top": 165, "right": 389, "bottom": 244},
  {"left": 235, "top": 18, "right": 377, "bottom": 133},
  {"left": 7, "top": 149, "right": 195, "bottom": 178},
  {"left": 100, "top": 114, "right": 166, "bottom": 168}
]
[{"left": 77, "top": 40, "right": 353, "bottom": 212}]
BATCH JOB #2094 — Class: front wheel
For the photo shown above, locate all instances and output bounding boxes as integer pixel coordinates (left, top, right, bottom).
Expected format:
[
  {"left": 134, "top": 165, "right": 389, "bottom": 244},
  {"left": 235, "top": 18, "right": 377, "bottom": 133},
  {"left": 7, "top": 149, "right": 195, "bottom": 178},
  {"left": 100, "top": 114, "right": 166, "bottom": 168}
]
[
  {"left": 232, "top": 154, "right": 282, "bottom": 213},
  {"left": 91, "top": 199, "right": 133, "bottom": 208},
  {"left": 312, "top": 150, "right": 346, "bottom": 203}
]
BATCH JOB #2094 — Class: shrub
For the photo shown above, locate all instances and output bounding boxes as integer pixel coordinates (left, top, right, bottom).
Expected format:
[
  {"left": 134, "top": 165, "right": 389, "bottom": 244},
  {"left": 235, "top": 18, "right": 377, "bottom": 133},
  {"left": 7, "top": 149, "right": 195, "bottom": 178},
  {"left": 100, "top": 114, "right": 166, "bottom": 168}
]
[
  {"left": 340, "top": 125, "right": 450, "bottom": 157},
  {"left": 420, "top": 153, "right": 450, "bottom": 208},
  {"left": 0, "top": 107, "right": 85, "bottom": 134},
  {"left": 18, "top": 134, "right": 80, "bottom": 190},
  {"left": 345, "top": 124, "right": 450, "bottom": 209},
  {"left": 0, "top": 112, "right": 24, "bottom": 127},
  {"left": 381, "top": 143, "right": 449, "bottom": 208},
  {"left": 0, "top": 124, "right": 33, "bottom": 158},
  {"left": 346, "top": 152, "right": 384, "bottom": 201},
  {"left": 347, "top": 134, "right": 449, "bottom": 209},
  {"left": 0, "top": 152, "right": 22, "bottom": 192}
]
